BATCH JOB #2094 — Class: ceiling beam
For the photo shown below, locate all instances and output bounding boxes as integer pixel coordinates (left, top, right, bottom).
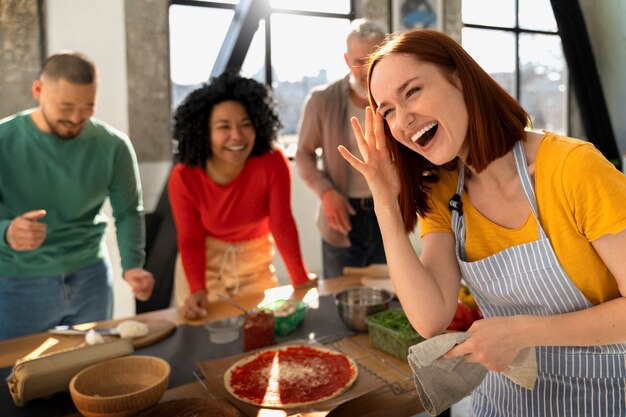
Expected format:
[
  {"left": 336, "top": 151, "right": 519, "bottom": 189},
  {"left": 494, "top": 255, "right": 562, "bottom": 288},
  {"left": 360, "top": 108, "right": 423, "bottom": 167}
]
[{"left": 210, "top": 0, "right": 268, "bottom": 78}]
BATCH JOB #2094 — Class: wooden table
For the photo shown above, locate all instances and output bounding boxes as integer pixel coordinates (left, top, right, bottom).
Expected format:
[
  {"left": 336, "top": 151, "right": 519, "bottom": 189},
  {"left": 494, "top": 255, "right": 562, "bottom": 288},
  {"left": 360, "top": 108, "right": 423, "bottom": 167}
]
[{"left": 1, "top": 275, "right": 426, "bottom": 417}]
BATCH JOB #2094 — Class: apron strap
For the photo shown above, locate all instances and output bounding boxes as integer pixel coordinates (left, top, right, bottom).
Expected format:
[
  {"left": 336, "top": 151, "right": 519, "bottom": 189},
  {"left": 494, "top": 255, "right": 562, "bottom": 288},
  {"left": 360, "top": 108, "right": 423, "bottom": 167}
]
[
  {"left": 451, "top": 167, "right": 467, "bottom": 260},
  {"left": 512, "top": 140, "right": 547, "bottom": 240},
  {"left": 451, "top": 140, "right": 548, "bottom": 259},
  {"left": 219, "top": 244, "right": 241, "bottom": 296}
]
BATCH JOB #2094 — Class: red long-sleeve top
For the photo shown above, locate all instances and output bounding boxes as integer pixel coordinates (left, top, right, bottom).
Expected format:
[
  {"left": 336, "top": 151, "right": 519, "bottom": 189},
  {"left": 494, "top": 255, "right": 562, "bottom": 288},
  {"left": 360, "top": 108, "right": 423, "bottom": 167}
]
[{"left": 168, "top": 147, "right": 310, "bottom": 293}]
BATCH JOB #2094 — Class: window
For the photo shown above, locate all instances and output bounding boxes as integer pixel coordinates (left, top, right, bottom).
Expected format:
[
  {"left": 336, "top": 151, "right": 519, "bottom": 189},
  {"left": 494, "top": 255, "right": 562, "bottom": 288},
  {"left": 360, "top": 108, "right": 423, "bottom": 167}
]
[
  {"left": 169, "top": 4, "right": 235, "bottom": 108},
  {"left": 461, "top": 0, "right": 567, "bottom": 134},
  {"left": 169, "top": 0, "right": 353, "bottom": 156}
]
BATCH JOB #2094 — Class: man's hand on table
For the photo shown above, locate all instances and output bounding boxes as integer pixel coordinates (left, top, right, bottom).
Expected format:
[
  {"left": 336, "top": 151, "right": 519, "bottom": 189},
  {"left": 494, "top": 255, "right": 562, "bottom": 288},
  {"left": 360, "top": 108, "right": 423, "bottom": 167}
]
[{"left": 295, "top": 273, "right": 319, "bottom": 289}]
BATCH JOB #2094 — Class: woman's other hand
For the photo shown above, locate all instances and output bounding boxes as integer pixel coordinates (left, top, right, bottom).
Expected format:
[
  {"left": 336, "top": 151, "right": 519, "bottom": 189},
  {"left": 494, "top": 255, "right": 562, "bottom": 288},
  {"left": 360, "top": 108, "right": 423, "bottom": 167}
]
[
  {"left": 183, "top": 289, "right": 209, "bottom": 320},
  {"left": 338, "top": 107, "right": 400, "bottom": 209}
]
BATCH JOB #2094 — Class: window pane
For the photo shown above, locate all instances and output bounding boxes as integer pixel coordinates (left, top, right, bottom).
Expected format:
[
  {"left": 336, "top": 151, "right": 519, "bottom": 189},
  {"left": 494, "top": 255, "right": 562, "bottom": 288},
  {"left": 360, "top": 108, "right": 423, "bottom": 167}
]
[
  {"left": 462, "top": 0, "right": 515, "bottom": 27},
  {"left": 462, "top": 28, "right": 517, "bottom": 97},
  {"left": 240, "top": 20, "right": 266, "bottom": 84},
  {"left": 169, "top": 5, "right": 234, "bottom": 109},
  {"left": 519, "top": 0, "right": 558, "bottom": 32},
  {"left": 270, "top": 14, "right": 350, "bottom": 151},
  {"left": 519, "top": 33, "right": 567, "bottom": 134},
  {"left": 193, "top": 0, "right": 237, "bottom": 4},
  {"left": 270, "top": 0, "right": 350, "bottom": 14}
]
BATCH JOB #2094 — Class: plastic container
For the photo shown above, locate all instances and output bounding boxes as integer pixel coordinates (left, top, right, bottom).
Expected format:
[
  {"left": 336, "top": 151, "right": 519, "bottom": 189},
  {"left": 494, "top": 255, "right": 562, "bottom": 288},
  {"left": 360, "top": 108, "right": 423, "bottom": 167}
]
[
  {"left": 366, "top": 309, "right": 424, "bottom": 360},
  {"left": 204, "top": 316, "right": 244, "bottom": 344},
  {"left": 243, "top": 310, "right": 275, "bottom": 351},
  {"left": 263, "top": 299, "right": 308, "bottom": 336}
]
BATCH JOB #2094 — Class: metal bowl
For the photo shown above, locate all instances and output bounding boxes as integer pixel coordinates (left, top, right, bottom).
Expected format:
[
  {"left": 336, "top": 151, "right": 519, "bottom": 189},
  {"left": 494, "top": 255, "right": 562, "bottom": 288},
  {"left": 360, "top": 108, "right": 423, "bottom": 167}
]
[{"left": 334, "top": 286, "right": 394, "bottom": 331}]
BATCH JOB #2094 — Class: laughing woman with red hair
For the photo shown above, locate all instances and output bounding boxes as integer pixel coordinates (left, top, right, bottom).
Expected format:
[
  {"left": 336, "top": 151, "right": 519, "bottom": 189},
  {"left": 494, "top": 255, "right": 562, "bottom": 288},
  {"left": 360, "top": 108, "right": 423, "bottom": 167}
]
[{"left": 340, "top": 29, "right": 626, "bottom": 416}]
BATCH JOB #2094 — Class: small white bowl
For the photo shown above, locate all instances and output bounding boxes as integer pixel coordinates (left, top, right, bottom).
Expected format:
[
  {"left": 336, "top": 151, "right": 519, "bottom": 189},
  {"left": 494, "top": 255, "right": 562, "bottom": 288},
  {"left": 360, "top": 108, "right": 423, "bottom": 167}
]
[{"left": 204, "top": 315, "right": 244, "bottom": 344}]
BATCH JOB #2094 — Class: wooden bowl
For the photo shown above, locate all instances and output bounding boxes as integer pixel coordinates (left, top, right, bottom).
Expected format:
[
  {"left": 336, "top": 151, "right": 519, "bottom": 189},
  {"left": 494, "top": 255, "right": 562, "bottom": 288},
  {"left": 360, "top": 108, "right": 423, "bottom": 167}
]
[{"left": 69, "top": 355, "right": 170, "bottom": 417}]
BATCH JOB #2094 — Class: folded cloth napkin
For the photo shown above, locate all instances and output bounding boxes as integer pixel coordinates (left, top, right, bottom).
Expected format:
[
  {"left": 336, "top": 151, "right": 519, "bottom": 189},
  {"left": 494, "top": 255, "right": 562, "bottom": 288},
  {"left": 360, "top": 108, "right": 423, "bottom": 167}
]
[{"left": 407, "top": 332, "right": 537, "bottom": 416}]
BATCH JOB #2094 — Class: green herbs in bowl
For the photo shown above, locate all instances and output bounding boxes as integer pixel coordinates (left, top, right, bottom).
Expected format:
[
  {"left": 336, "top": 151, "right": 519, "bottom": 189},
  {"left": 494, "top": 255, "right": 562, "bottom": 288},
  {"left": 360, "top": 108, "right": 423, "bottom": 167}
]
[
  {"left": 366, "top": 309, "right": 424, "bottom": 359},
  {"left": 263, "top": 299, "right": 307, "bottom": 336}
]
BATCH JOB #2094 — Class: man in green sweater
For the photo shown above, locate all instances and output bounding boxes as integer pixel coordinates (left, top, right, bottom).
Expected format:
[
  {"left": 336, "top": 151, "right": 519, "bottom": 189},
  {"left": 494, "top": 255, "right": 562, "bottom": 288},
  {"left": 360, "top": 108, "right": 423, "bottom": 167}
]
[{"left": 0, "top": 51, "right": 154, "bottom": 339}]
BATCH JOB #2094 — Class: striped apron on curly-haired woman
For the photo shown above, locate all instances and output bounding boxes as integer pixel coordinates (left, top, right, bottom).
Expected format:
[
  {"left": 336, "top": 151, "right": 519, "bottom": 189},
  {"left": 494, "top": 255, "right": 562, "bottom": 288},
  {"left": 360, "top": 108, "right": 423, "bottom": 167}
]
[{"left": 450, "top": 141, "right": 626, "bottom": 416}]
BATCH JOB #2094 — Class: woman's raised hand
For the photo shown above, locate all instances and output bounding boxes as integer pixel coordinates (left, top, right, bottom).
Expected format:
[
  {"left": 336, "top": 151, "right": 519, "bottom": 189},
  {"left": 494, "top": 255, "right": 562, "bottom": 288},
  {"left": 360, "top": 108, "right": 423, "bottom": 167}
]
[{"left": 338, "top": 107, "right": 400, "bottom": 209}]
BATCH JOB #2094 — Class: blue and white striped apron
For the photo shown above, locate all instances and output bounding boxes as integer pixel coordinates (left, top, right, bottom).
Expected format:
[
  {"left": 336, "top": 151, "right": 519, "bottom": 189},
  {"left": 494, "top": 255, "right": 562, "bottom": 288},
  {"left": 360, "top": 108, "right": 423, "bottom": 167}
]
[{"left": 451, "top": 141, "right": 626, "bottom": 416}]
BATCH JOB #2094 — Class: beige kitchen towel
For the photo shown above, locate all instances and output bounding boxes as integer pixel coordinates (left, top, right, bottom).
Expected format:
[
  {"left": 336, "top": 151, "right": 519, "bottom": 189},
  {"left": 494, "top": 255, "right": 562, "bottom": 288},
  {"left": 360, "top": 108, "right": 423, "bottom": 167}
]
[{"left": 407, "top": 332, "right": 537, "bottom": 416}]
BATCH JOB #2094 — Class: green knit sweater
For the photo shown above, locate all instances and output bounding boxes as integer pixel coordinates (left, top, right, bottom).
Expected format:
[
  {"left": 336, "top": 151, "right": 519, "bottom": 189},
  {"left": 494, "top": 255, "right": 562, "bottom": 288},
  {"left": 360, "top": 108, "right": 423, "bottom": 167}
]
[{"left": 0, "top": 111, "right": 145, "bottom": 276}]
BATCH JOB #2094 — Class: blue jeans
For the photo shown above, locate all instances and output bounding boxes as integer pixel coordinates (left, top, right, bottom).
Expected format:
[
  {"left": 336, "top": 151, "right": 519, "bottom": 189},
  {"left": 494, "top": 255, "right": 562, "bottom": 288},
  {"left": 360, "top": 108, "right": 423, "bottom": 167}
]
[
  {"left": 0, "top": 260, "right": 113, "bottom": 340},
  {"left": 322, "top": 197, "right": 387, "bottom": 279}
]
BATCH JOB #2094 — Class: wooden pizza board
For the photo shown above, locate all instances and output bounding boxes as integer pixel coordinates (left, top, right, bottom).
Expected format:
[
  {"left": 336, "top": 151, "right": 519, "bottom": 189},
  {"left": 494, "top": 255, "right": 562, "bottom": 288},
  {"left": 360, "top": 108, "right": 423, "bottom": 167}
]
[{"left": 198, "top": 339, "right": 386, "bottom": 417}]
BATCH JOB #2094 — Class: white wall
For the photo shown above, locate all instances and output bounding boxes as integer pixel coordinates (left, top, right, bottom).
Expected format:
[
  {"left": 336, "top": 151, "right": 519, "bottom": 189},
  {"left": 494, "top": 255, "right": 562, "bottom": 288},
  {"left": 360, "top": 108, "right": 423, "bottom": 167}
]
[
  {"left": 46, "top": 0, "right": 128, "bottom": 132},
  {"left": 46, "top": 0, "right": 135, "bottom": 318}
]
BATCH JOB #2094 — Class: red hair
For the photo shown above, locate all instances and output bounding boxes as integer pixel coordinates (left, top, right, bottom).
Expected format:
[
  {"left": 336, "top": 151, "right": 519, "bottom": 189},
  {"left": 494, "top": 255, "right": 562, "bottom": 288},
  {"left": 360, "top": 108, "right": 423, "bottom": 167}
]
[{"left": 367, "top": 29, "right": 529, "bottom": 232}]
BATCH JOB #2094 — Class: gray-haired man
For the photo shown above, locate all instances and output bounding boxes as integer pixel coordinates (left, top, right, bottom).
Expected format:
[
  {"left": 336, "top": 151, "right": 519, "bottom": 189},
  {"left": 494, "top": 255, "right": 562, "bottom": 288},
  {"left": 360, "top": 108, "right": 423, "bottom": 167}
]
[{"left": 296, "top": 19, "right": 388, "bottom": 279}]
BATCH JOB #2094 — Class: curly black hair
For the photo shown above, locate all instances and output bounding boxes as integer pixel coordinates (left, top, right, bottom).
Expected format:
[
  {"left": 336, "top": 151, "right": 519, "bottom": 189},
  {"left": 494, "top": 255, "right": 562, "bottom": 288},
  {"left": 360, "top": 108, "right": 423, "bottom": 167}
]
[{"left": 173, "top": 71, "right": 282, "bottom": 167}]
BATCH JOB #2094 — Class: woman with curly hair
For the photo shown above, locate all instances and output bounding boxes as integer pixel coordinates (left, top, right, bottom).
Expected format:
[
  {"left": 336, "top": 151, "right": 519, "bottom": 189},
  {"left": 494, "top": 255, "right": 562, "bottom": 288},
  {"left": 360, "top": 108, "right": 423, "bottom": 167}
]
[{"left": 169, "top": 72, "right": 314, "bottom": 319}]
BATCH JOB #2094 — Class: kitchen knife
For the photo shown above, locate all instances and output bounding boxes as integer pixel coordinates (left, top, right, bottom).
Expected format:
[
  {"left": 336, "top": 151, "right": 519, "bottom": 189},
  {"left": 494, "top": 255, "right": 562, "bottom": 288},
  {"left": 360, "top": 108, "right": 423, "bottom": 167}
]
[{"left": 48, "top": 325, "right": 120, "bottom": 336}]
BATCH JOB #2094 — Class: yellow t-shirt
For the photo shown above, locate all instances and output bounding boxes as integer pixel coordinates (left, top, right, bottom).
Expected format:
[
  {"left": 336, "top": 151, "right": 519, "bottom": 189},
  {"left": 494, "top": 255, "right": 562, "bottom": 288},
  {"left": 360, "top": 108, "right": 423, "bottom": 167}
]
[{"left": 419, "top": 131, "right": 626, "bottom": 305}]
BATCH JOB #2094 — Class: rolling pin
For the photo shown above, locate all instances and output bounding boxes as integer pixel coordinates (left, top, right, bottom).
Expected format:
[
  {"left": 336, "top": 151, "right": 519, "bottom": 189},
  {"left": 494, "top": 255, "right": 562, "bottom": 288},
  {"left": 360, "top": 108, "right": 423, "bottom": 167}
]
[{"left": 342, "top": 263, "right": 389, "bottom": 278}]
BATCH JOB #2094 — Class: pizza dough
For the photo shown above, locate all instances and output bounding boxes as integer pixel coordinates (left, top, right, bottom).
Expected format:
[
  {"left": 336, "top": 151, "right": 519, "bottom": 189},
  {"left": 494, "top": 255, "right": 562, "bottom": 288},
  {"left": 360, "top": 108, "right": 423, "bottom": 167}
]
[
  {"left": 224, "top": 344, "right": 358, "bottom": 409},
  {"left": 85, "top": 329, "right": 105, "bottom": 345},
  {"left": 115, "top": 320, "right": 149, "bottom": 339}
]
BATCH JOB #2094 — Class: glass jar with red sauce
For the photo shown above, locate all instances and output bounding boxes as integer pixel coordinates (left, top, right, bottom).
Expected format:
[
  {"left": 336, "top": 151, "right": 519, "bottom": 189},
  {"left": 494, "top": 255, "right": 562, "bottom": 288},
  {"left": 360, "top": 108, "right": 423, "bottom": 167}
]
[{"left": 243, "top": 309, "right": 275, "bottom": 351}]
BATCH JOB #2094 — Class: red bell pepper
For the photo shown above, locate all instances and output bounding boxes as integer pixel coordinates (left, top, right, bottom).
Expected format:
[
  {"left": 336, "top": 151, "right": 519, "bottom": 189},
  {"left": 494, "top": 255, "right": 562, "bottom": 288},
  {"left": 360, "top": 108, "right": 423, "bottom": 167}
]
[{"left": 446, "top": 300, "right": 475, "bottom": 331}]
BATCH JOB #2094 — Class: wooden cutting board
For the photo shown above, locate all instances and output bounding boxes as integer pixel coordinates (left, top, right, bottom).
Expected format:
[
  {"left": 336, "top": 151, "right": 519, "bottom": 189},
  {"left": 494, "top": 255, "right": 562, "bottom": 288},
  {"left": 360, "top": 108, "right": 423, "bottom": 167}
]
[
  {"left": 133, "top": 398, "right": 242, "bottom": 417},
  {"left": 0, "top": 319, "right": 176, "bottom": 367},
  {"left": 104, "top": 319, "right": 177, "bottom": 349},
  {"left": 360, "top": 277, "right": 395, "bottom": 294},
  {"left": 58, "top": 318, "right": 177, "bottom": 349},
  {"left": 342, "top": 264, "right": 389, "bottom": 278}
]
